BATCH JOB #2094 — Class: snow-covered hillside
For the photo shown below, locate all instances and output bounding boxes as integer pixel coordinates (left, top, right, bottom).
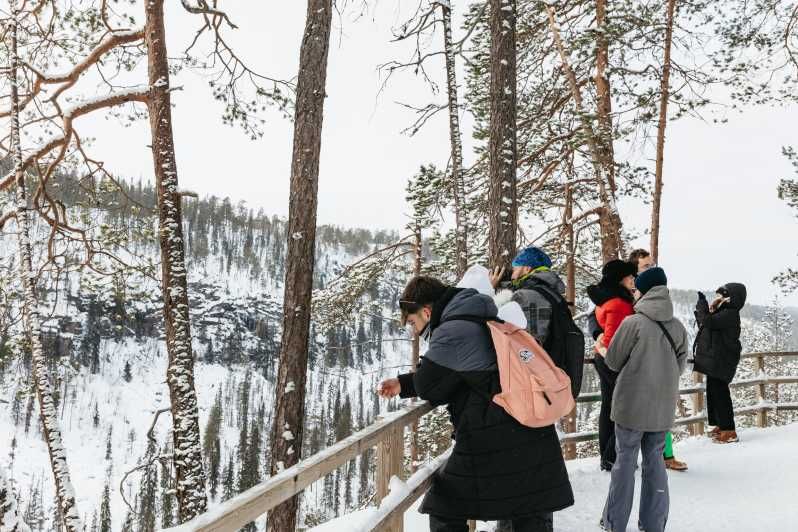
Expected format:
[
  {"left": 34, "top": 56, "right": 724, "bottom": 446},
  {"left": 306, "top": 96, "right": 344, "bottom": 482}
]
[
  {"left": 313, "top": 422, "right": 798, "bottom": 531},
  {"left": 0, "top": 183, "right": 413, "bottom": 530},
  {"left": 1, "top": 183, "right": 796, "bottom": 531}
]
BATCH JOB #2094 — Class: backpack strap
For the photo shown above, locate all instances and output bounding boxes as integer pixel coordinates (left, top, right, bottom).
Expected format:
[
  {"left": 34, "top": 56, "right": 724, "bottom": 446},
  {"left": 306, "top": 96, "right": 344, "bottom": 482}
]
[
  {"left": 439, "top": 315, "right": 504, "bottom": 326},
  {"left": 642, "top": 314, "right": 682, "bottom": 359}
]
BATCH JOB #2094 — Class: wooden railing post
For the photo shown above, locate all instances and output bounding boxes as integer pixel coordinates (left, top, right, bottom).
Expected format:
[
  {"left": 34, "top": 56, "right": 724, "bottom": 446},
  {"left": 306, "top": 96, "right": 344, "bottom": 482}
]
[
  {"left": 756, "top": 354, "right": 768, "bottom": 428},
  {"left": 562, "top": 406, "right": 577, "bottom": 459},
  {"left": 691, "top": 372, "right": 705, "bottom": 436},
  {"left": 377, "top": 425, "right": 404, "bottom": 532}
]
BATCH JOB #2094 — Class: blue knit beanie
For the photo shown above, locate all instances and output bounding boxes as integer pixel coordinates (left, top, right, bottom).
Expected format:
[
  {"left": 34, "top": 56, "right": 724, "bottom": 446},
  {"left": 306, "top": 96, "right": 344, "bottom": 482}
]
[
  {"left": 511, "top": 246, "right": 553, "bottom": 269},
  {"left": 635, "top": 267, "right": 668, "bottom": 295}
]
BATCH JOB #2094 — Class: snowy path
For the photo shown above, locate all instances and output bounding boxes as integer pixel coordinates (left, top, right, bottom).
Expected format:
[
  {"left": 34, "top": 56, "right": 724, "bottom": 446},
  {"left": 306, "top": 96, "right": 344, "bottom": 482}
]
[{"left": 313, "top": 422, "right": 798, "bottom": 531}]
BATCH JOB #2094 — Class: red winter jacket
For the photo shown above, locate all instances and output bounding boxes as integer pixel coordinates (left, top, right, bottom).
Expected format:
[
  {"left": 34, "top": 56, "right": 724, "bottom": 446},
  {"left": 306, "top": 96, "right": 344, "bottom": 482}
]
[{"left": 596, "top": 297, "right": 635, "bottom": 348}]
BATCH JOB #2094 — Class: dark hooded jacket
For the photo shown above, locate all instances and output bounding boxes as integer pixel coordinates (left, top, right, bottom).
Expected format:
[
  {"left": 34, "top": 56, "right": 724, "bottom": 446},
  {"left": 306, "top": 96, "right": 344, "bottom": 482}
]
[
  {"left": 397, "top": 287, "right": 574, "bottom": 520},
  {"left": 693, "top": 283, "right": 747, "bottom": 383}
]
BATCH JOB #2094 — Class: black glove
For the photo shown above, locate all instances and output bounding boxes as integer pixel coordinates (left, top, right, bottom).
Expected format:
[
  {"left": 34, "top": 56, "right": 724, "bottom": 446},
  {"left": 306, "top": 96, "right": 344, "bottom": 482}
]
[{"left": 697, "top": 291, "right": 706, "bottom": 301}]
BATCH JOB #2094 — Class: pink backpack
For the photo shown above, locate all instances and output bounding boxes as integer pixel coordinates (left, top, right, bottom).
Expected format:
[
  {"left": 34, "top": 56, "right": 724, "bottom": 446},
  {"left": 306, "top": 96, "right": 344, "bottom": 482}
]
[{"left": 484, "top": 320, "right": 575, "bottom": 428}]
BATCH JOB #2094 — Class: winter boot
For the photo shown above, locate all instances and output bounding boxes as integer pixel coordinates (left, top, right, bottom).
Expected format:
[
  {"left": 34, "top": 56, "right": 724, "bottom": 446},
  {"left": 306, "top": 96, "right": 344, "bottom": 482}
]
[
  {"left": 707, "top": 426, "right": 721, "bottom": 438},
  {"left": 664, "top": 457, "right": 688, "bottom": 471},
  {"left": 712, "top": 430, "right": 739, "bottom": 444}
]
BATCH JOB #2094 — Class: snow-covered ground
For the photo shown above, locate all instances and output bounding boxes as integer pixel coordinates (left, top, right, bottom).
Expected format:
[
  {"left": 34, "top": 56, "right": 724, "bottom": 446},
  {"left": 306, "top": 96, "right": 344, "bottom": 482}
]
[{"left": 313, "top": 422, "right": 798, "bottom": 531}]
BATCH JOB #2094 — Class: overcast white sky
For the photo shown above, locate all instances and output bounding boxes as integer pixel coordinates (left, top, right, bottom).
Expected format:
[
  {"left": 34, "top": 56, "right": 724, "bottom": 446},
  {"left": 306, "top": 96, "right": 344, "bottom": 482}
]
[{"left": 71, "top": 1, "right": 798, "bottom": 307}]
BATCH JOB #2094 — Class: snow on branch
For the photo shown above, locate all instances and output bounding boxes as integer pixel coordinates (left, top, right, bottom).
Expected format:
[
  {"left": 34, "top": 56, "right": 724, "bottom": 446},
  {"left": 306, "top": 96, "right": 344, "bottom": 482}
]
[
  {"left": 312, "top": 238, "right": 414, "bottom": 328},
  {"left": 0, "top": 28, "right": 144, "bottom": 118},
  {"left": 0, "top": 88, "right": 150, "bottom": 192}
]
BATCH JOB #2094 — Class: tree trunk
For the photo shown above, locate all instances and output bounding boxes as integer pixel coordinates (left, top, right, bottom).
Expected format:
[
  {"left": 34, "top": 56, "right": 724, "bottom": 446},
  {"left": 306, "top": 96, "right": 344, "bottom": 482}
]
[
  {"left": 649, "top": 0, "right": 677, "bottom": 263},
  {"left": 562, "top": 180, "right": 577, "bottom": 460},
  {"left": 594, "top": 0, "right": 616, "bottom": 196},
  {"left": 440, "top": 1, "right": 469, "bottom": 277},
  {"left": 267, "top": 1, "right": 333, "bottom": 530},
  {"left": 144, "top": 0, "right": 207, "bottom": 521},
  {"left": 487, "top": 0, "right": 518, "bottom": 271},
  {"left": 545, "top": 5, "right": 623, "bottom": 262},
  {"left": 7, "top": 5, "right": 82, "bottom": 530},
  {"left": 410, "top": 224, "right": 422, "bottom": 471}
]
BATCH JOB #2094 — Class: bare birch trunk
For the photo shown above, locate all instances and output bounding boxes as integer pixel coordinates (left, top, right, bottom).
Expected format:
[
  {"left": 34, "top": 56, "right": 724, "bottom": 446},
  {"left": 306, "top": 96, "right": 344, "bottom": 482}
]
[
  {"left": 440, "top": 1, "right": 469, "bottom": 277},
  {"left": 487, "top": 0, "right": 518, "bottom": 271},
  {"left": 649, "top": 0, "right": 677, "bottom": 263},
  {"left": 7, "top": 6, "right": 82, "bottom": 531},
  {"left": 144, "top": 0, "right": 207, "bottom": 521},
  {"left": 545, "top": 5, "right": 623, "bottom": 262},
  {"left": 267, "top": 1, "right": 332, "bottom": 530}
]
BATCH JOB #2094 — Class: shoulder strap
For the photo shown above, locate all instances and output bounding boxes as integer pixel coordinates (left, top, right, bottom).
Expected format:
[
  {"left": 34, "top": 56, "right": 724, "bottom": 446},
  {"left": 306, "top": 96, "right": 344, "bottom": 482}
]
[
  {"left": 642, "top": 315, "right": 682, "bottom": 359},
  {"left": 439, "top": 315, "right": 503, "bottom": 326}
]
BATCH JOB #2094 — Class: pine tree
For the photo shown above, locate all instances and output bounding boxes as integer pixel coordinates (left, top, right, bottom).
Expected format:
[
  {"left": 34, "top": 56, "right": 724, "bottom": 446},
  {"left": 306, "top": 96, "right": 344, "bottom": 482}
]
[
  {"left": 144, "top": 0, "right": 207, "bottom": 518},
  {"left": 221, "top": 453, "right": 236, "bottom": 502},
  {"left": 203, "top": 390, "right": 223, "bottom": 499},
  {"left": 268, "top": 2, "right": 333, "bottom": 529},
  {"left": 160, "top": 454, "right": 175, "bottom": 529},
  {"left": 99, "top": 483, "right": 111, "bottom": 532},
  {"left": 105, "top": 428, "right": 113, "bottom": 461},
  {"left": 92, "top": 403, "right": 100, "bottom": 429},
  {"left": 239, "top": 421, "right": 262, "bottom": 532},
  {"left": 136, "top": 442, "right": 158, "bottom": 532},
  {"left": 122, "top": 361, "right": 133, "bottom": 383}
]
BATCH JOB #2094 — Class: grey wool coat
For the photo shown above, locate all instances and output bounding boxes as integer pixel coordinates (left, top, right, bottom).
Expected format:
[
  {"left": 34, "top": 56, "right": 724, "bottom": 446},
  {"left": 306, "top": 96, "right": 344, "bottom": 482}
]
[{"left": 605, "top": 286, "right": 689, "bottom": 432}]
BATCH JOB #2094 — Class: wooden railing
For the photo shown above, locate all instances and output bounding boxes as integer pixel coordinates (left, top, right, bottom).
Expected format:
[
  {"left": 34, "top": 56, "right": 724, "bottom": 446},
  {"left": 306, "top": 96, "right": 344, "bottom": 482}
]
[{"left": 162, "top": 351, "right": 798, "bottom": 532}]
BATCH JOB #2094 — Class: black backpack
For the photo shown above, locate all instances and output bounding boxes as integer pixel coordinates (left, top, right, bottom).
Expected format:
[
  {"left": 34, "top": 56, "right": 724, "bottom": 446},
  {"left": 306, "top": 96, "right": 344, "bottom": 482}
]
[{"left": 524, "top": 279, "right": 586, "bottom": 399}]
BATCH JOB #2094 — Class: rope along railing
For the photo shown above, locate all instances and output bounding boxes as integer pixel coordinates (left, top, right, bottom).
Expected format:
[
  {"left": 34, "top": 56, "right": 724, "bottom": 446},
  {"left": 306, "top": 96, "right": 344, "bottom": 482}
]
[{"left": 161, "top": 351, "right": 798, "bottom": 532}]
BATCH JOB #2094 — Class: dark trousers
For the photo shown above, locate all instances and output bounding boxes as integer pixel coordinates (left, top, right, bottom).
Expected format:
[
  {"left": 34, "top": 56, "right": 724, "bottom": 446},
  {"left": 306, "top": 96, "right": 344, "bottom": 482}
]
[
  {"left": 706, "top": 376, "right": 736, "bottom": 430},
  {"left": 594, "top": 355, "right": 619, "bottom": 468},
  {"left": 430, "top": 514, "right": 553, "bottom": 532}
]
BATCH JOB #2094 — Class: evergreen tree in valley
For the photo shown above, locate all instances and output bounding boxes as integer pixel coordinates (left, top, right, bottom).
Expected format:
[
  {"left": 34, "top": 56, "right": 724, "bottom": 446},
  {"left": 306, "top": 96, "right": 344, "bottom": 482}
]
[
  {"left": 203, "top": 390, "right": 223, "bottom": 499},
  {"left": 99, "top": 483, "right": 111, "bottom": 532}
]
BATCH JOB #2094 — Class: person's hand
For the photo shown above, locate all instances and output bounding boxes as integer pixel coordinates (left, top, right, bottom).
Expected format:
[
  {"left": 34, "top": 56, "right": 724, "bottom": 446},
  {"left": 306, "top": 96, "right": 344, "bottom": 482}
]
[
  {"left": 377, "top": 378, "right": 401, "bottom": 399},
  {"left": 489, "top": 266, "right": 506, "bottom": 289},
  {"left": 594, "top": 337, "right": 607, "bottom": 357}
]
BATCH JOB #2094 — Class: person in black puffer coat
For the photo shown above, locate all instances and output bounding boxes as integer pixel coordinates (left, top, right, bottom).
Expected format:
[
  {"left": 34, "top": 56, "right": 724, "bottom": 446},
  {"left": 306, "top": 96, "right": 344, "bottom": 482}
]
[
  {"left": 378, "top": 276, "right": 574, "bottom": 532},
  {"left": 693, "top": 283, "right": 747, "bottom": 444}
]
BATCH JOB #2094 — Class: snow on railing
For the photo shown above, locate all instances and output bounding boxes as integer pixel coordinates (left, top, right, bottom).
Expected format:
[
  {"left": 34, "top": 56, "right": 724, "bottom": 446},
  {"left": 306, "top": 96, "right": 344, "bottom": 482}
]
[{"left": 159, "top": 351, "right": 798, "bottom": 532}]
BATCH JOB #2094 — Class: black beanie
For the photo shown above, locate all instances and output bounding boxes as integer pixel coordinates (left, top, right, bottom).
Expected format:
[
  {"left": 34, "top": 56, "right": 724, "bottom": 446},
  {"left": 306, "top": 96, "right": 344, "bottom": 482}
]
[
  {"left": 635, "top": 267, "right": 668, "bottom": 295},
  {"left": 600, "top": 260, "right": 637, "bottom": 287}
]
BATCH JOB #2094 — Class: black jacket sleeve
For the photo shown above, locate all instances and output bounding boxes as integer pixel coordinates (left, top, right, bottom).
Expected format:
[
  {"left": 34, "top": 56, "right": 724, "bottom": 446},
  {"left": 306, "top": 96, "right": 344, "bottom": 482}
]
[
  {"left": 696, "top": 304, "right": 738, "bottom": 330},
  {"left": 410, "top": 357, "right": 463, "bottom": 407},
  {"left": 397, "top": 372, "right": 417, "bottom": 399}
]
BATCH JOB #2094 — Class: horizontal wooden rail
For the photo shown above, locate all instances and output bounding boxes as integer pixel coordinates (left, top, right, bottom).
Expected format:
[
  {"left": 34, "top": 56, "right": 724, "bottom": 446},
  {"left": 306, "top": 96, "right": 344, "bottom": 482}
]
[
  {"left": 161, "top": 351, "right": 797, "bottom": 532},
  {"left": 162, "top": 402, "right": 433, "bottom": 532},
  {"left": 366, "top": 450, "right": 452, "bottom": 532}
]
